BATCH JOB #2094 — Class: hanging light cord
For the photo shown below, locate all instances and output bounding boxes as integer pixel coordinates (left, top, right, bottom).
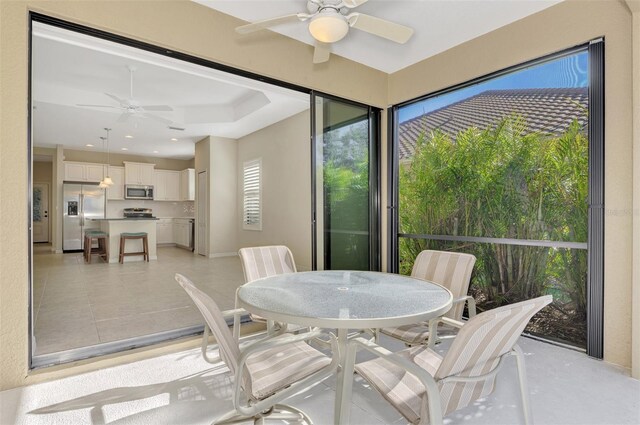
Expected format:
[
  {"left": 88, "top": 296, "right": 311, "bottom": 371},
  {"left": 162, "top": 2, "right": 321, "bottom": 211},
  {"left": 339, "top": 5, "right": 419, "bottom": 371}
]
[
  {"left": 100, "top": 127, "right": 114, "bottom": 186},
  {"left": 105, "top": 128, "right": 111, "bottom": 168}
]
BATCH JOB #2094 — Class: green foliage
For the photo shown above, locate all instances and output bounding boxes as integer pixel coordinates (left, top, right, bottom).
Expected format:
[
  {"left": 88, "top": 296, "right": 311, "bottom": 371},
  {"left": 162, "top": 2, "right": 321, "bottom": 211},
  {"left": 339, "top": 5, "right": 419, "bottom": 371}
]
[
  {"left": 323, "top": 121, "right": 370, "bottom": 270},
  {"left": 399, "top": 116, "right": 588, "bottom": 345}
]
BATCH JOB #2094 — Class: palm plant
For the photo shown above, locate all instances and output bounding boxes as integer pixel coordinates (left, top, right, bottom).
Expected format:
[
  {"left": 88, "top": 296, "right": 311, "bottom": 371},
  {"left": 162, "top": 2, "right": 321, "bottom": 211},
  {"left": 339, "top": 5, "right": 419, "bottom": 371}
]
[{"left": 399, "top": 115, "right": 588, "bottom": 346}]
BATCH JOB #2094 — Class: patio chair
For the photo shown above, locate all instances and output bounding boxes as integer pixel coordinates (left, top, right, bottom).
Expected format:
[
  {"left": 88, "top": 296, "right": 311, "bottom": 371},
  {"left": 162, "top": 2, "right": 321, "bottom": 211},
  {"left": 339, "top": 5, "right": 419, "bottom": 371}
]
[
  {"left": 238, "top": 245, "right": 297, "bottom": 333},
  {"left": 341, "top": 295, "right": 552, "bottom": 425},
  {"left": 175, "top": 273, "right": 339, "bottom": 424},
  {"left": 380, "top": 250, "right": 476, "bottom": 347}
]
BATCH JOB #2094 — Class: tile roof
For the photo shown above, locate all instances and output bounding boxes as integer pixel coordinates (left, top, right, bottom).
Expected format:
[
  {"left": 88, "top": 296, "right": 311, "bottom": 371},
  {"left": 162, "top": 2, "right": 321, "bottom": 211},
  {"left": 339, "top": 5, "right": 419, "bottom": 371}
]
[{"left": 398, "top": 88, "right": 588, "bottom": 159}]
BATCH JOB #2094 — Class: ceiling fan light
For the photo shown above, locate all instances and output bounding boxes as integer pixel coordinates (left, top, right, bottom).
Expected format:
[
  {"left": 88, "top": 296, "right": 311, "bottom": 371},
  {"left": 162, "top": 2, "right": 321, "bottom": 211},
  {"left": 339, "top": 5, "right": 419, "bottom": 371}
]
[{"left": 309, "top": 13, "right": 349, "bottom": 43}]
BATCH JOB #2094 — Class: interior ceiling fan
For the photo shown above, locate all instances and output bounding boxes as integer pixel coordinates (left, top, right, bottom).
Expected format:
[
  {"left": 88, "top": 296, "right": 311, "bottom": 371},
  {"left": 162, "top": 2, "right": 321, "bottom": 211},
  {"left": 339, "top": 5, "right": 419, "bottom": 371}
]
[
  {"left": 235, "top": 0, "right": 414, "bottom": 64},
  {"left": 77, "top": 65, "right": 176, "bottom": 126}
]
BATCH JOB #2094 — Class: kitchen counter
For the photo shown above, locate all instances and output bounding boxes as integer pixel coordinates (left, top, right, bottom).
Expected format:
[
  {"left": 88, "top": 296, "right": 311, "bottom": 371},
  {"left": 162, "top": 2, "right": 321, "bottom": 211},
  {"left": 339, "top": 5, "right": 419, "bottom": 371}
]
[
  {"left": 89, "top": 218, "right": 157, "bottom": 263},
  {"left": 156, "top": 217, "right": 194, "bottom": 220},
  {"left": 92, "top": 217, "right": 160, "bottom": 221}
]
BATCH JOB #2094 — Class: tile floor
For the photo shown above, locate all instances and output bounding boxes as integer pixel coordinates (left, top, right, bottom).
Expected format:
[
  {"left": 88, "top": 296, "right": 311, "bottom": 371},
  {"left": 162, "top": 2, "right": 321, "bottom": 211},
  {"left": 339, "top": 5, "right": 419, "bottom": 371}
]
[
  {"left": 2, "top": 333, "right": 638, "bottom": 425},
  {"left": 33, "top": 244, "right": 244, "bottom": 355}
]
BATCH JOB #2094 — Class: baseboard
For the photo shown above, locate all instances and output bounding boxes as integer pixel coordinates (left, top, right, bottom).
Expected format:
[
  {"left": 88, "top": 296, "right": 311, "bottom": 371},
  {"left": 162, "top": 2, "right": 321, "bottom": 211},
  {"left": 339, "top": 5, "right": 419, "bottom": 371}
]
[{"left": 208, "top": 252, "right": 238, "bottom": 258}]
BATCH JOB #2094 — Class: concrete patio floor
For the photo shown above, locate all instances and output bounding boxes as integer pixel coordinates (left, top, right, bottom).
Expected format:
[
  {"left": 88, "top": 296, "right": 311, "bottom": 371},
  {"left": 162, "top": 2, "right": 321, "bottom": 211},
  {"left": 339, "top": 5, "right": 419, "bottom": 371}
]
[{"left": 1, "top": 334, "right": 639, "bottom": 425}]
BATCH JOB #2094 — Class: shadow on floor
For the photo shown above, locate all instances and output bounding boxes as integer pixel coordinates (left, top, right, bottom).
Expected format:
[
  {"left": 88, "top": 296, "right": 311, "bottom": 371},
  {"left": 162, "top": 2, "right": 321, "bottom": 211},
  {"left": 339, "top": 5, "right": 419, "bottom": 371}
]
[{"left": 29, "top": 366, "right": 234, "bottom": 425}]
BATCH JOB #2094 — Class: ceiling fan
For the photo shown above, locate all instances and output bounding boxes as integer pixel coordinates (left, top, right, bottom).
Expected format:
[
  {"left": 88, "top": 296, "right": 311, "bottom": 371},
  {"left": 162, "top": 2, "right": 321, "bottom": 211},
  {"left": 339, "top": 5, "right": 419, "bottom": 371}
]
[
  {"left": 235, "top": 0, "right": 414, "bottom": 64},
  {"left": 77, "top": 65, "right": 175, "bottom": 126}
]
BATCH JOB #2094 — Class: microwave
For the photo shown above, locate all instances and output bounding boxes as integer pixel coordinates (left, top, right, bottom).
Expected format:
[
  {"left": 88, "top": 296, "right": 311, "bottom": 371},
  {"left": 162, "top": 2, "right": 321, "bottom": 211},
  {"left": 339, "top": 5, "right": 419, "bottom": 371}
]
[{"left": 125, "top": 185, "right": 154, "bottom": 200}]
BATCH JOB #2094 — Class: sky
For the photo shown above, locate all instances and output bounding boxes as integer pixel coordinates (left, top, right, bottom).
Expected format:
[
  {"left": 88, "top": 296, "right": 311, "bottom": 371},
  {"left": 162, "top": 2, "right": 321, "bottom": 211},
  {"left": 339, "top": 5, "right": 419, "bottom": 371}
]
[{"left": 398, "top": 51, "right": 588, "bottom": 123}]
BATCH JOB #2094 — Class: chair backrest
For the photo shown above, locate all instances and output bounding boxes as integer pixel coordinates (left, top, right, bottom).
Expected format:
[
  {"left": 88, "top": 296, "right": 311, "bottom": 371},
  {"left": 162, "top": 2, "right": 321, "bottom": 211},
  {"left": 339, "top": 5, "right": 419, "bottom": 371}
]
[
  {"left": 411, "top": 250, "right": 476, "bottom": 320},
  {"left": 238, "top": 245, "right": 297, "bottom": 283},
  {"left": 175, "top": 273, "right": 241, "bottom": 375},
  {"left": 434, "top": 295, "right": 552, "bottom": 416}
]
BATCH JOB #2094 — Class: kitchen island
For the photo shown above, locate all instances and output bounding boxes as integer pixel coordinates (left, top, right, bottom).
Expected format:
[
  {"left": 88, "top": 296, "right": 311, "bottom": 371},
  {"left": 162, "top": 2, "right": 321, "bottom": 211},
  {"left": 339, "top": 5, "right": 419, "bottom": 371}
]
[{"left": 90, "top": 218, "right": 158, "bottom": 263}]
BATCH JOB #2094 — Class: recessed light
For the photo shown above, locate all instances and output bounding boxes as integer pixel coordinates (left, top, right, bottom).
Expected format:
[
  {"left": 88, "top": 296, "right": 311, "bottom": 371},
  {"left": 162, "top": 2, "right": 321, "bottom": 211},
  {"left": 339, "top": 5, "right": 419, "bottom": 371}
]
[
  {"left": 86, "top": 144, "right": 94, "bottom": 147},
  {"left": 121, "top": 148, "right": 128, "bottom": 151},
  {"left": 125, "top": 135, "right": 133, "bottom": 139},
  {"left": 170, "top": 138, "right": 178, "bottom": 142},
  {"left": 153, "top": 150, "right": 159, "bottom": 154}
]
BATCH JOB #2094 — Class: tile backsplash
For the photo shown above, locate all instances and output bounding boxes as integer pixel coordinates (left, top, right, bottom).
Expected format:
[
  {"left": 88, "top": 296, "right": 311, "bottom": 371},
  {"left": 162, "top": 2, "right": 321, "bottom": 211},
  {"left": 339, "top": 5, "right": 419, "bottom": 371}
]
[{"left": 107, "top": 200, "right": 195, "bottom": 218}]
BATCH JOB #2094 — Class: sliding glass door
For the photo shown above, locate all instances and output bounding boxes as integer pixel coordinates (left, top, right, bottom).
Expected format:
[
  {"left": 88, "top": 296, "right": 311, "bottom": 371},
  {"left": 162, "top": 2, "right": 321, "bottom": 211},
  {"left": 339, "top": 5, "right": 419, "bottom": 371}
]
[{"left": 312, "top": 94, "right": 380, "bottom": 271}]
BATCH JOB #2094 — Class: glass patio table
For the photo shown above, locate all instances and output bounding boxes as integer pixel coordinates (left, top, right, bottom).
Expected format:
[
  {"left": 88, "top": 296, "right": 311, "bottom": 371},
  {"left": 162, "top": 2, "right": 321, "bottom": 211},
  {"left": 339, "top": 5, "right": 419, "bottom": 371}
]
[{"left": 236, "top": 270, "right": 453, "bottom": 424}]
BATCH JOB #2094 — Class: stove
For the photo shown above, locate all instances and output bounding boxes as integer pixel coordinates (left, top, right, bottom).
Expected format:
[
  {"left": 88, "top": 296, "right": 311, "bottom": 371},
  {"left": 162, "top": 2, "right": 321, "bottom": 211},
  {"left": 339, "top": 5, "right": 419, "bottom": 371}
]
[{"left": 123, "top": 208, "right": 154, "bottom": 218}]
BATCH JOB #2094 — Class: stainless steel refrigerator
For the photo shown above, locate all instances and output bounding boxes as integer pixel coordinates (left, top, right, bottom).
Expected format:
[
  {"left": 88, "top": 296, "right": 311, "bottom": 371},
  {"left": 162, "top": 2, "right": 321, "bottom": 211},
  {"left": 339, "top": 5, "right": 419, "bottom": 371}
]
[{"left": 63, "top": 182, "right": 105, "bottom": 252}]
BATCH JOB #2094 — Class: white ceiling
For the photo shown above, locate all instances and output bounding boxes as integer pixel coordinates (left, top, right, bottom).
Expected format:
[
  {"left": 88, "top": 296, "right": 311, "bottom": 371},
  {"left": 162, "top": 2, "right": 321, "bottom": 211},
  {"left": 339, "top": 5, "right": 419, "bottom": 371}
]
[
  {"left": 32, "top": 23, "right": 309, "bottom": 160},
  {"left": 195, "top": 0, "right": 562, "bottom": 73},
  {"left": 32, "top": 1, "right": 562, "bottom": 159}
]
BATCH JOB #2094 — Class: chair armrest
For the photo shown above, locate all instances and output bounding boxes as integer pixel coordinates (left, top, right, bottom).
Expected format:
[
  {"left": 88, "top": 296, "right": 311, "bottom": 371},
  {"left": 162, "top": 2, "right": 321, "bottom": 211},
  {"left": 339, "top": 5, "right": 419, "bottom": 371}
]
[
  {"left": 452, "top": 295, "right": 476, "bottom": 317},
  {"left": 201, "top": 308, "right": 248, "bottom": 364},
  {"left": 346, "top": 337, "right": 444, "bottom": 425},
  {"left": 234, "top": 329, "right": 340, "bottom": 415},
  {"left": 440, "top": 317, "right": 465, "bottom": 329}
]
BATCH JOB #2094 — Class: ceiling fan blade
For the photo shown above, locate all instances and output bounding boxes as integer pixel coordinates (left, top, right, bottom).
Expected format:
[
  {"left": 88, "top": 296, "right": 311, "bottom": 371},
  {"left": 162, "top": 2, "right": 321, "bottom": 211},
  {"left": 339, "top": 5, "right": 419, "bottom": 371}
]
[
  {"left": 117, "top": 113, "right": 132, "bottom": 123},
  {"left": 141, "top": 105, "right": 174, "bottom": 112},
  {"left": 340, "top": 0, "right": 369, "bottom": 8},
  {"left": 141, "top": 112, "right": 173, "bottom": 125},
  {"left": 347, "top": 13, "right": 414, "bottom": 44},
  {"left": 313, "top": 42, "right": 331, "bottom": 64},
  {"left": 76, "top": 104, "right": 116, "bottom": 108},
  {"left": 236, "top": 13, "right": 311, "bottom": 35},
  {"left": 104, "top": 92, "right": 128, "bottom": 106}
]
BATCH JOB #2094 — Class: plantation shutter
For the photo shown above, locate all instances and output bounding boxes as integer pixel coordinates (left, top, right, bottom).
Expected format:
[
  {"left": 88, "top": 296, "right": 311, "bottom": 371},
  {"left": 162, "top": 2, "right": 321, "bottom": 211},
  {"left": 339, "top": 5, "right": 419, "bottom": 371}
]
[{"left": 243, "top": 159, "right": 261, "bottom": 230}]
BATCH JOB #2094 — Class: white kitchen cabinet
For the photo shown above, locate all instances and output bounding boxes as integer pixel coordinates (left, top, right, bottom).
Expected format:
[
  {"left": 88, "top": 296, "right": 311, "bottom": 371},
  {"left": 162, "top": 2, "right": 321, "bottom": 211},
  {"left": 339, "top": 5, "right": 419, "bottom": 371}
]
[
  {"left": 106, "top": 166, "right": 125, "bottom": 200},
  {"left": 173, "top": 219, "right": 191, "bottom": 248},
  {"left": 124, "top": 162, "right": 155, "bottom": 186},
  {"left": 180, "top": 168, "right": 195, "bottom": 201},
  {"left": 64, "top": 161, "right": 105, "bottom": 182},
  {"left": 156, "top": 219, "right": 174, "bottom": 244},
  {"left": 154, "top": 170, "right": 180, "bottom": 201},
  {"left": 85, "top": 164, "right": 106, "bottom": 182}
]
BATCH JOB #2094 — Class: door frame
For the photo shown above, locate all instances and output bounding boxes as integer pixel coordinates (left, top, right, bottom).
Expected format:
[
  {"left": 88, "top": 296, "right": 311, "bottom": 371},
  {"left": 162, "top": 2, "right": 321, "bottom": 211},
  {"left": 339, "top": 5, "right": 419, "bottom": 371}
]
[
  {"left": 28, "top": 13, "right": 384, "bottom": 368},
  {"left": 310, "top": 91, "right": 381, "bottom": 271}
]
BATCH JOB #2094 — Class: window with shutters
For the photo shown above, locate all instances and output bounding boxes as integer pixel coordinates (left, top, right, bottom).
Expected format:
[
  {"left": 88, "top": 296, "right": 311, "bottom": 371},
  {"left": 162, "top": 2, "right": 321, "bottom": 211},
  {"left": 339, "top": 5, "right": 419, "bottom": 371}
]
[{"left": 243, "top": 158, "right": 262, "bottom": 231}]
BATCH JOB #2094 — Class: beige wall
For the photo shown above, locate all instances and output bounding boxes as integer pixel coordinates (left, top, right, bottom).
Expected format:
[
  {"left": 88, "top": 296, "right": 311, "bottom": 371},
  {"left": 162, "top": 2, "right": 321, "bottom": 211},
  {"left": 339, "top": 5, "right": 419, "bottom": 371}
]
[
  {"left": 389, "top": 0, "right": 634, "bottom": 370},
  {"left": 194, "top": 137, "right": 211, "bottom": 256},
  {"left": 626, "top": 0, "right": 640, "bottom": 380},
  {"left": 209, "top": 137, "right": 238, "bottom": 256},
  {"left": 33, "top": 161, "right": 52, "bottom": 184},
  {"left": 194, "top": 136, "right": 238, "bottom": 256},
  {"left": 237, "top": 111, "right": 312, "bottom": 271}
]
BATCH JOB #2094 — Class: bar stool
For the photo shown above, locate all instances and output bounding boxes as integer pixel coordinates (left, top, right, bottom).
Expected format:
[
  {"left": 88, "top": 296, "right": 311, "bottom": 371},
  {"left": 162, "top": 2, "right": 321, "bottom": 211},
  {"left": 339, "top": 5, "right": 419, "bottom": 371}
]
[
  {"left": 84, "top": 230, "right": 109, "bottom": 263},
  {"left": 119, "top": 232, "right": 149, "bottom": 264}
]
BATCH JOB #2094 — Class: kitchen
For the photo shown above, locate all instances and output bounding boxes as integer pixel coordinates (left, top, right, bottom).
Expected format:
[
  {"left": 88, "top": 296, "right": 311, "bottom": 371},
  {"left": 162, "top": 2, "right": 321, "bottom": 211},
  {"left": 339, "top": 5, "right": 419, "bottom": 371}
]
[{"left": 62, "top": 159, "right": 196, "bottom": 263}]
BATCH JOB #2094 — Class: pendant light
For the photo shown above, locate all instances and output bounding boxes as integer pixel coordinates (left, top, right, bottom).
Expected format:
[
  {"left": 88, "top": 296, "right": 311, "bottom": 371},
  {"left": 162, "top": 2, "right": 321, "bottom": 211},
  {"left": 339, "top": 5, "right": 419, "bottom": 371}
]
[
  {"left": 98, "top": 136, "right": 108, "bottom": 188},
  {"left": 101, "top": 128, "right": 114, "bottom": 186}
]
